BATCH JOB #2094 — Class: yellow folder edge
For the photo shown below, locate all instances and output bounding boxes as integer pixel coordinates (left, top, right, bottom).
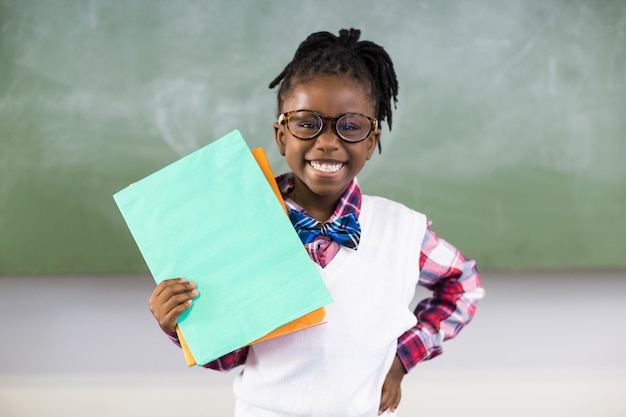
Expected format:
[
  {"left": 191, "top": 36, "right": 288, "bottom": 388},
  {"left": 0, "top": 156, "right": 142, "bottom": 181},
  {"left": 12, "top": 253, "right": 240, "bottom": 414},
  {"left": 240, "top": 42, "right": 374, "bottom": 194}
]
[{"left": 176, "top": 147, "right": 326, "bottom": 367}]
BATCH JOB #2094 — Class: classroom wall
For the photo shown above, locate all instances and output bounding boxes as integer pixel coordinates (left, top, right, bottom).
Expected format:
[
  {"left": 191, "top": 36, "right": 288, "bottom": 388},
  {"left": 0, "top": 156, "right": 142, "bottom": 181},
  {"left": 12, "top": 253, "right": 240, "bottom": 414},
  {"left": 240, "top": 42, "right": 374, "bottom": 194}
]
[{"left": 1, "top": 0, "right": 625, "bottom": 275}]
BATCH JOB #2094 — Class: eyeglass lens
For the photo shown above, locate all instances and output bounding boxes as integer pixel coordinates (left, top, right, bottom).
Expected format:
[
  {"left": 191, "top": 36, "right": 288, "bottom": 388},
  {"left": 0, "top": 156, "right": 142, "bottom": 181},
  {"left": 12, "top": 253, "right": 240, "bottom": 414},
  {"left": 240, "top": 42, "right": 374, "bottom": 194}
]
[{"left": 287, "top": 111, "right": 372, "bottom": 142}]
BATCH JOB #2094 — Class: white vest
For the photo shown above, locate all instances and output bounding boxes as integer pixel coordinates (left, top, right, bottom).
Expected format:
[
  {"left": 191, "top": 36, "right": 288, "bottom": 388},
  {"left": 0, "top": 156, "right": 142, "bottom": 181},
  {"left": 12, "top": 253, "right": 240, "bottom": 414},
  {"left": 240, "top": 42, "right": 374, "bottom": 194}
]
[{"left": 234, "top": 195, "right": 428, "bottom": 417}]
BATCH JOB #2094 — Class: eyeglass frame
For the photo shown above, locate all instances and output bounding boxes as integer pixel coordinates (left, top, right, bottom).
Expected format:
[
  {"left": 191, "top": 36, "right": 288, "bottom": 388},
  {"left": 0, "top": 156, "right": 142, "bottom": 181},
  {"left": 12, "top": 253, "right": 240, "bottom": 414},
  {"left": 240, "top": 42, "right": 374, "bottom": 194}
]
[{"left": 277, "top": 109, "right": 379, "bottom": 143}]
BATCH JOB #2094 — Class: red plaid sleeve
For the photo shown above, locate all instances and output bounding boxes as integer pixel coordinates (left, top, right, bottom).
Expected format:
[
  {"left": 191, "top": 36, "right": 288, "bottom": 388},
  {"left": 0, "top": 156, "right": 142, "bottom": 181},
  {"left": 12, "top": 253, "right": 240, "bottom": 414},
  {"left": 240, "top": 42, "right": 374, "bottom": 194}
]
[
  {"left": 396, "top": 224, "right": 484, "bottom": 371},
  {"left": 202, "top": 347, "right": 249, "bottom": 371},
  {"left": 165, "top": 330, "right": 249, "bottom": 371}
]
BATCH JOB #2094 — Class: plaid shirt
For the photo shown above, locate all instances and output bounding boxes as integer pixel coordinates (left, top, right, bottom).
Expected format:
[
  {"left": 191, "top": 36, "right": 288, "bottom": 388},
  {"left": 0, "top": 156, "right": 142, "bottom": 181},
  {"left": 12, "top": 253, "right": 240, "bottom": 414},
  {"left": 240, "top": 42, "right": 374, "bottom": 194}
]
[{"left": 169, "top": 173, "right": 483, "bottom": 372}]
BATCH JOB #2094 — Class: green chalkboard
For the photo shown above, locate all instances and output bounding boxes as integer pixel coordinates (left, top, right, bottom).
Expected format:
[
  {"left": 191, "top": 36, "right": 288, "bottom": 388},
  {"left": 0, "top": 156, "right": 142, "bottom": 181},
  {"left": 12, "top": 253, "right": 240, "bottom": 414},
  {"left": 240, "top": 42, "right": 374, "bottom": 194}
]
[{"left": 1, "top": 0, "right": 625, "bottom": 274}]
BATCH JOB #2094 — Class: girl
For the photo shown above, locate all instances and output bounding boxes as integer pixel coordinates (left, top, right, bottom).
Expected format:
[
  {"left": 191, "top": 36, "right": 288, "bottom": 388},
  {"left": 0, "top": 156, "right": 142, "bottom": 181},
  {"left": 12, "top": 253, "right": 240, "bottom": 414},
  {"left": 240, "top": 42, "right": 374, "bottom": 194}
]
[{"left": 149, "top": 28, "right": 484, "bottom": 417}]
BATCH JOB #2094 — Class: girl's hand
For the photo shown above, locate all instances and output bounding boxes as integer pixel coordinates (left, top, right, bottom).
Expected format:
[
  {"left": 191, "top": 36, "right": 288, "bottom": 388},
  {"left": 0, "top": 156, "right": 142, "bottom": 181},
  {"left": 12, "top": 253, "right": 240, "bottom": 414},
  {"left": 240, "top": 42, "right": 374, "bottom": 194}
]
[
  {"left": 148, "top": 278, "right": 198, "bottom": 334},
  {"left": 379, "top": 355, "right": 406, "bottom": 415}
]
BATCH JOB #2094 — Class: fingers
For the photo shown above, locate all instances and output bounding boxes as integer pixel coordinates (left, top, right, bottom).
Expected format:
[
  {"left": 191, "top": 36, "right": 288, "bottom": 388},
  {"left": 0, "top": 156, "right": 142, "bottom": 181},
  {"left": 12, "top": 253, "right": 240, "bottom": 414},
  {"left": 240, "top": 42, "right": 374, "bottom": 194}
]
[
  {"left": 378, "top": 389, "right": 401, "bottom": 415},
  {"left": 151, "top": 277, "right": 195, "bottom": 300},
  {"left": 148, "top": 278, "right": 199, "bottom": 333},
  {"left": 155, "top": 279, "right": 197, "bottom": 312},
  {"left": 379, "top": 380, "right": 402, "bottom": 415}
]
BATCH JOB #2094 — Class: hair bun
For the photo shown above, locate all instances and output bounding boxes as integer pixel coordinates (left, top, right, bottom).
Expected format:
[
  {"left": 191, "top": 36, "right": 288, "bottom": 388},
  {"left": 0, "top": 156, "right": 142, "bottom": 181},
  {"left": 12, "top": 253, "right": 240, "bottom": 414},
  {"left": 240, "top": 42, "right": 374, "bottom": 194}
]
[{"left": 338, "top": 28, "right": 361, "bottom": 48}]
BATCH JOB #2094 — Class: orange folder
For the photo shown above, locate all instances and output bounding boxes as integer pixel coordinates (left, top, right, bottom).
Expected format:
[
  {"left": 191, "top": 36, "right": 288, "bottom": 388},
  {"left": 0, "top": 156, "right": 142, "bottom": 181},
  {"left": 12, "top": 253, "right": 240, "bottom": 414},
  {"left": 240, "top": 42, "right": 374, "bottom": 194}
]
[
  {"left": 177, "top": 147, "right": 326, "bottom": 366},
  {"left": 251, "top": 148, "right": 287, "bottom": 213}
]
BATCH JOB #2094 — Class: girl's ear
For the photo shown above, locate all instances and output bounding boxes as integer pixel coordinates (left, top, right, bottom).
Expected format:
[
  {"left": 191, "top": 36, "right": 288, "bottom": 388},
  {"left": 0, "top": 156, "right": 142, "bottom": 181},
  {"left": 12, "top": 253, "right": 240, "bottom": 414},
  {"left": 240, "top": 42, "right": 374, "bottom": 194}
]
[
  {"left": 274, "top": 122, "right": 286, "bottom": 156},
  {"left": 365, "top": 129, "right": 381, "bottom": 160}
]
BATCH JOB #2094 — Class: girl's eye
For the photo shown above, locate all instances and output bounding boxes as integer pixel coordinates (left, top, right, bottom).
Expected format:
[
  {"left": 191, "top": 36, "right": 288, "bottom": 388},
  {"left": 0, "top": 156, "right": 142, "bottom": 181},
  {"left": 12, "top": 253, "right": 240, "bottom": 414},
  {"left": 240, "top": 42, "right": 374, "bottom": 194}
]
[
  {"left": 337, "top": 114, "right": 369, "bottom": 134},
  {"left": 337, "top": 119, "right": 363, "bottom": 132},
  {"left": 338, "top": 122, "right": 359, "bottom": 131},
  {"left": 292, "top": 114, "right": 322, "bottom": 131},
  {"left": 299, "top": 121, "right": 320, "bottom": 130}
]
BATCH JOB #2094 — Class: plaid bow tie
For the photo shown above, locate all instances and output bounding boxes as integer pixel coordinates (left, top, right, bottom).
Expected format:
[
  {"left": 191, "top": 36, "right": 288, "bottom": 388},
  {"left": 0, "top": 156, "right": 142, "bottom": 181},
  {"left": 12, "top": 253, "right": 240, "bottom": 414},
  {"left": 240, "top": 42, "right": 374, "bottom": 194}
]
[{"left": 289, "top": 209, "right": 361, "bottom": 250}]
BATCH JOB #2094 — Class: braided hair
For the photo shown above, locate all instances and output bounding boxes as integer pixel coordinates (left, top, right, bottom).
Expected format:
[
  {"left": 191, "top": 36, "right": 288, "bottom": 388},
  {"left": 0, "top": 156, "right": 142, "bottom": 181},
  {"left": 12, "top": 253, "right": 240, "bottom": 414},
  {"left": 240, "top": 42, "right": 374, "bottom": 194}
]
[{"left": 269, "top": 28, "right": 398, "bottom": 153}]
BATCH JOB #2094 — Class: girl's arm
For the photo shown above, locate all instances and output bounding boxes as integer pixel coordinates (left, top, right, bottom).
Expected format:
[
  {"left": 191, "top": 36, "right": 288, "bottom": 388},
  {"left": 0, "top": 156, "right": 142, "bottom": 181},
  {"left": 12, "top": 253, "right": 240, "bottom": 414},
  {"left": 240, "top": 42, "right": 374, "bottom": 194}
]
[{"left": 396, "top": 223, "right": 485, "bottom": 371}]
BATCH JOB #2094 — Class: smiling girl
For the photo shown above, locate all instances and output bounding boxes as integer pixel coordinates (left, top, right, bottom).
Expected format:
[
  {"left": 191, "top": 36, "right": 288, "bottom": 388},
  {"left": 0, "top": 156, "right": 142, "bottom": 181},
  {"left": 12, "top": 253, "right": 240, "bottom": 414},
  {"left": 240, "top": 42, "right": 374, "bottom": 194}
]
[{"left": 149, "top": 28, "right": 484, "bottom": 417}]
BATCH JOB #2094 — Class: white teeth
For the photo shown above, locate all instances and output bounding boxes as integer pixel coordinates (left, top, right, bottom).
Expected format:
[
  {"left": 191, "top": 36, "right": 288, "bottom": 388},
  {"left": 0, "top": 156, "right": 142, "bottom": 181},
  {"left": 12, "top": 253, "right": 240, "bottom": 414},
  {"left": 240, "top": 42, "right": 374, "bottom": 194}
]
[{"left": 310, "top": 161, "right": 344, "bottom": 173}]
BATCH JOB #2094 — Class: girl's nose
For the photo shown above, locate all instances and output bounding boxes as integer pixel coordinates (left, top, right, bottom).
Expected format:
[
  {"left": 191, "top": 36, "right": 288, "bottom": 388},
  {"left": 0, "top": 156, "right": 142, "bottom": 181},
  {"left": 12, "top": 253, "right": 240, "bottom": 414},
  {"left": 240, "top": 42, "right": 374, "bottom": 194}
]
[{"left": 314, "top": 123, "right": 341, "bottom": 151}]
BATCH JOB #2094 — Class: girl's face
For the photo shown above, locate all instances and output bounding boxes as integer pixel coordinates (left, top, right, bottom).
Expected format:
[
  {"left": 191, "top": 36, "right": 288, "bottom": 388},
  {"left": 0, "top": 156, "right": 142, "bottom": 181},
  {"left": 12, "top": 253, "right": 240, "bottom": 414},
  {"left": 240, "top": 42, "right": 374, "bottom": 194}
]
[{"left": 274, "top": 75, "right": 380, "bottom": 215}]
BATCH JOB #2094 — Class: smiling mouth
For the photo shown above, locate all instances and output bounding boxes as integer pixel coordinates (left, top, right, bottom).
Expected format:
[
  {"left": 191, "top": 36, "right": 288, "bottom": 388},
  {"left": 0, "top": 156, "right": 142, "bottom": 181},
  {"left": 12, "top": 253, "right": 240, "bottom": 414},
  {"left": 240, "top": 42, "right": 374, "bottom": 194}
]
[{"left": 309, "top": 160, "right": 345, "bottom": 173}]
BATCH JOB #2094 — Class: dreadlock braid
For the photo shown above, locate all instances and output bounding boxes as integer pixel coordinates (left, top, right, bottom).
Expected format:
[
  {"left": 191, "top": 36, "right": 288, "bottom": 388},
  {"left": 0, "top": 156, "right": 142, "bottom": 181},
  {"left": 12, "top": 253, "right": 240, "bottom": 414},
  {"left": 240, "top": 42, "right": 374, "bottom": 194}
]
[{"left": 269, "top": 28, "right": 399, "bottom": 153}]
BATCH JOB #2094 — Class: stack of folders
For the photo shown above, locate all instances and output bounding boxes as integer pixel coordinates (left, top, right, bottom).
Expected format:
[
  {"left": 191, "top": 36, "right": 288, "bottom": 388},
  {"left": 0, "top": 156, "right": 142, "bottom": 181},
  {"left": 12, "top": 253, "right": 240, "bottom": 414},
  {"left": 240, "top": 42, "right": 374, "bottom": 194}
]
[{"left": 113, "top": 130, "right": 331, "bottom": 366}]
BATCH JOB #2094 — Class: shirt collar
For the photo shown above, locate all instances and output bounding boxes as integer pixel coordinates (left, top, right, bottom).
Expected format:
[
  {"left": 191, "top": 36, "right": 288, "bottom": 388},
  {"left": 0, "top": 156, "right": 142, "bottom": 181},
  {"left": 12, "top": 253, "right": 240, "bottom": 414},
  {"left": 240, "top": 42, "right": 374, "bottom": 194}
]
[{"left": 275, "top": 172, "right": 362, "bottom": 221}]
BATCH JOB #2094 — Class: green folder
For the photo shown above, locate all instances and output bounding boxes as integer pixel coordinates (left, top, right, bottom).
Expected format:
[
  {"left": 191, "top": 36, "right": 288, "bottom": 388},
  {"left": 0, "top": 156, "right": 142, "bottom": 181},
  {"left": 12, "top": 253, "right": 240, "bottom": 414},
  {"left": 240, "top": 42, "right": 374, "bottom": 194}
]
[{"left": 113, "top": 130, "right": 332, "bottom": 365}]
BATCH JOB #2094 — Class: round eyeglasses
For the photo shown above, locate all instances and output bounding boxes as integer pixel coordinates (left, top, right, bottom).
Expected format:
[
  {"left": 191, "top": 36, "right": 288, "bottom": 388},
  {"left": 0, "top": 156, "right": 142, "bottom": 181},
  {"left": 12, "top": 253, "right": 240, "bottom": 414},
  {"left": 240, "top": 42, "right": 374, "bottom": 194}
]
[{"left": 278, "top": 110, "right": 378, "bottom": 143}]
